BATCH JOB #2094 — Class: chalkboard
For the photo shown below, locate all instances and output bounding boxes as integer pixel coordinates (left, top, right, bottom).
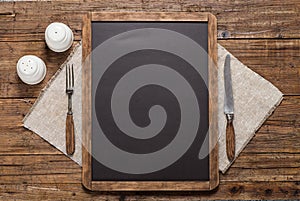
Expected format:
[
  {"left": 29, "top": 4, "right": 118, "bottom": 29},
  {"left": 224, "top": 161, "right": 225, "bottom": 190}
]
[{"left": 82, "top": 12, "right": 218, "bottom": 191}]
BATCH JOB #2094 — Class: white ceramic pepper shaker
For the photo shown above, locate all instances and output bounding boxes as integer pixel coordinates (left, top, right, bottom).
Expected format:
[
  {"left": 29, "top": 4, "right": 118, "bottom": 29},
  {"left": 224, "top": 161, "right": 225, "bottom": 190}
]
[
  {"left": 45, "top": 22, "right": 74, "bottom": 52},
  {"left": 16, "top": 55, "right": 47, "bottom": 85}
]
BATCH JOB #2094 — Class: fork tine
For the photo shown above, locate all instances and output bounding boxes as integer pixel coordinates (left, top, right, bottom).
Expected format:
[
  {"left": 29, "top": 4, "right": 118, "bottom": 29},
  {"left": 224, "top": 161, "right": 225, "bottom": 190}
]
[
  {"left": 66, "top": 64, "right": 68, "bottom": 90},
  {"left": 68, "top": 64, "right": 71, "bottom": 89},
  {"left": 71, "top": 64, "right": 74, "bottom": 87}
]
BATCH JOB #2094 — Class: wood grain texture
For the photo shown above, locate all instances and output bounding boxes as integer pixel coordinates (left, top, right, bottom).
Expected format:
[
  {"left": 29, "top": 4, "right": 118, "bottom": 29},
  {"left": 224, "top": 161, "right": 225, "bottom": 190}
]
[
  {"left": 82, "top": 11, "right": 219, "bottom": 191},
  {"left": 81, "top": 12, "right": 92, "bottom": 191},
  {"left": 226, "top": 120, "right": 235, "bottom": 162},
  {"left": 0, "top": 181, "right": 298, "bottom": 200},
  {"left": 207, "top": 12, "right": 219, "bottom": 190},
  {"left": 66, "top": 114, "right": 75, "bottom": 155},
  {"left": 0, "top": 0, "right": 299, "bottom": 199},
  {"left": 91, "top": 11, "right": 208, "bottom": 21},
  {"left": 0, "top": 0, "right": 300, "bottom": 41}
]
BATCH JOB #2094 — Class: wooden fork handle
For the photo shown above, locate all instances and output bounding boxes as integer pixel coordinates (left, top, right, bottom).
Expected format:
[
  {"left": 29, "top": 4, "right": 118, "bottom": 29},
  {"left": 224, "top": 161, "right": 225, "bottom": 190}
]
[
  {"left": 66, "top": 113, "right": 75, "bottom": 155},
  {"left": 226, "top": 118, "right": 235, "bottom": 162}
]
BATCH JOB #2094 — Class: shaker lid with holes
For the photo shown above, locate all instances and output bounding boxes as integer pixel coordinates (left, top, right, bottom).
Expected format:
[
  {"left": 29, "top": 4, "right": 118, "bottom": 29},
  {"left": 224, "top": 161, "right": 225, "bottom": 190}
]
[
  {"left": 45, "top": 22, "right": 74, "bottom": 52},
  {"left": 16, "top": 55, "right": 47, "bottom": 85}
]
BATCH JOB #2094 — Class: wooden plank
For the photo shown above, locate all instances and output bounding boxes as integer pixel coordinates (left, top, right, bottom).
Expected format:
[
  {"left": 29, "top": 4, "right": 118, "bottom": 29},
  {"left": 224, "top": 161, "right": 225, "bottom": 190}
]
[
  {"left": 0, "top": 39, "right": 298, "bottom": 98},
  {"left": 233, "top": 153, "right": 300, "bottom": 169},
  {"left": 0, "top": 155, "right": 80, "bottom": 175},
  {"left": 207, "top": 12, "right": 219, "bottom": 190},
  {"left": 91, "top": 11, "right": 209, "bottom": 21},
  {"left": 81, "top": 12, "right": 92, "bottom": 191},
  {"left": 0, "top": 183, "right": 120, "bottom": 201},
  {"left": 0, "top": 174, "right": 80, "bottom": 185},
  {"left": 91, "top": 181, "right": 211, "bottom": 192},
  {"left": 266, "top": 96, "right": 300, "bottom": 124},
  {"left": 0, "top": 181, "right": 299, "bottom": 200},
  {"left": 0, "top": 1, "right": 300, "bottom": 41},
  {"left": 244, "top": 127, "right": 300, "bottom": 154},
  {"left": 0, "top": 98, "right": 33, "bottom": 127},
  {"left": 222, "top": 167, "right": 300, "bottom": 182},
  {"left": 0, "top": 128, "right": 61, "bottom": 155}
]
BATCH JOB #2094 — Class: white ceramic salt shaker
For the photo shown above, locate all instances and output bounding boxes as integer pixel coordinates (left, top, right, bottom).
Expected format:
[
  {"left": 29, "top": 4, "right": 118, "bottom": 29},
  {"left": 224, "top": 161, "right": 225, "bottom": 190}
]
[
  {"left": 16, "top": 55, "right": 47, "bottom": 85},
  {"left": 45, "top": 22, "right": 74, "bottom": 52}
]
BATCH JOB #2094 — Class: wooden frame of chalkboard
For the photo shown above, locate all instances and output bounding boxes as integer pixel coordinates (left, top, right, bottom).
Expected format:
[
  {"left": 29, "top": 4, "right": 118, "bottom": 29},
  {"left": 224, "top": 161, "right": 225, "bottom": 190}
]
[{"left": 82, "top": 12, "right": 218, "bottom": 191}]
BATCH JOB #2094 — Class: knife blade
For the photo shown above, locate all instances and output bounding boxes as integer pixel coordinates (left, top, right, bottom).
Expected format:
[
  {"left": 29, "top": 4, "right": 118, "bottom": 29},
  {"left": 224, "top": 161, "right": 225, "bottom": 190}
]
[{"left": 224, "top": 54, "right": 235, "bottom": 162}]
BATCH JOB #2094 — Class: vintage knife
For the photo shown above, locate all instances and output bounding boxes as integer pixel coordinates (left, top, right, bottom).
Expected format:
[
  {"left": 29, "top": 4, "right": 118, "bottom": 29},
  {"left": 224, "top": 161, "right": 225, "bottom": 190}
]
[{"left": 224, "top": 54, "right": 235, "bottom": 162}]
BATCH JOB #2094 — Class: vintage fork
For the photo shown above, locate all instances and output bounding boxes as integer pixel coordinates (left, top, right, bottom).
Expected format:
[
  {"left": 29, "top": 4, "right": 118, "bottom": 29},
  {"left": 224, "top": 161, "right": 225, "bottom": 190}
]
[{"left": 65, "top": 64, "right": 75, "bottom": 155}]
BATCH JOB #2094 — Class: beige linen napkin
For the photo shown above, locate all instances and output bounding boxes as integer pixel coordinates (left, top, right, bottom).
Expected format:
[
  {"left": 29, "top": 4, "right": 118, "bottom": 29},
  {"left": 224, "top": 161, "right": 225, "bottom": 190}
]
[
  {"left": 217, "top": 44, "right": 283, "bottom": 172},
  {"left": 23, "top": 42, "right": 283, "bottom": 173}
]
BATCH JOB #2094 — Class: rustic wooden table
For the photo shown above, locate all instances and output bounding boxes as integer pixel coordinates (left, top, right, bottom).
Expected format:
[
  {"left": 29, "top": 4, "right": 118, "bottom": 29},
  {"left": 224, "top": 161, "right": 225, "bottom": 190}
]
[{"left": 0, "top": 1, "right": 299, "bottom": 200}]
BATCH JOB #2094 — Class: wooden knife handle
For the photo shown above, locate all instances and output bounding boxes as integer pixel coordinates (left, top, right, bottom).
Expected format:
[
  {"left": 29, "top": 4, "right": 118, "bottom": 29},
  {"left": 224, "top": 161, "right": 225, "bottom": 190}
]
[
  {"left": 66, "top": 113, "right": 75, "bottom": 155},
  {"left": 226, "top": 117, "right": 235, "bottom": 162}
]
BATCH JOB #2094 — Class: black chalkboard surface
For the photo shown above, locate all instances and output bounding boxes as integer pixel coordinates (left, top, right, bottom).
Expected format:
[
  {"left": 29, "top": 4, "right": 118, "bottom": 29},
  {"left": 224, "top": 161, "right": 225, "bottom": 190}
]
[{"left": 82, "top": 12, "right": 218, "bottom": 191}]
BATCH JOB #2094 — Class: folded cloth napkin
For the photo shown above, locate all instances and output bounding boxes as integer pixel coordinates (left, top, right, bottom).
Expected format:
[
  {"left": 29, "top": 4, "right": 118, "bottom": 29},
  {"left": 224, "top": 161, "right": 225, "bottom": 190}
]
[
  {"left": 217, "top": 44, "right": 283, "bottom": 172},
  {"left": 23, "top": 42, "right": 283, "bottom": 173}
]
